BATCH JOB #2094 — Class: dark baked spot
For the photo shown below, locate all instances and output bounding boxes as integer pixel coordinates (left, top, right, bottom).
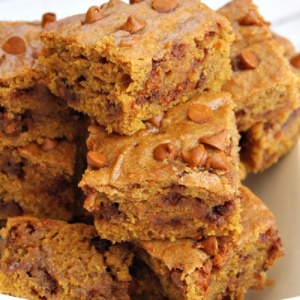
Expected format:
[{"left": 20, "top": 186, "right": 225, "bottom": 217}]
[
  {"left": 213, "top": 201, "right": 235, "bottom": 217},
  {"left": 163, "top": 192, "right": 182, "bottom": 206},
  {"left": 170, "top": 219, "right": 181, "bottom": 226},
  {"left": 171, "top": 43, "right": 186, "bottom": 61},
  {"left": 98, "top": 202, "right": 121, "bottom": 221},
  {"left": 0, "top": 149, "right": 25, "bottom": 178},
  {"left": 90, "top": 237, "right": 112, "bottom": 253},
  {"left": 25, "top": 223, "right": 35, "bottom": 234},
  {"left": 0, "top": 201, "right": 23, "bottom": 217},
  {"left": 206, "top": 201, "right": 235, "bottom": 222}
]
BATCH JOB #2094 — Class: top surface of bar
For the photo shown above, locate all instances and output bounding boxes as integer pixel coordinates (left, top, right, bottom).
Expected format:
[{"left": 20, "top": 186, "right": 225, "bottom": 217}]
[
  {"left": 42, "top": 0, "right": 230, "bottom": 62},
  {"left": 81, "top": 91, "right": 240, "bottom": 197},
  {"left": 0, "top": 21, "right": 42, "bottom": 81}
]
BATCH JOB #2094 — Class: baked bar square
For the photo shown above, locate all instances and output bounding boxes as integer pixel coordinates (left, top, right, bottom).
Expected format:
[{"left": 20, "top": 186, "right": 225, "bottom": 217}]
[
  {"left": 135, "top": 186, "right": 283, "bottom": 300},
  {"left": 0, "top": 140, "right": 76, "bottom": 221},
  {"left": 41, "top": 0, "right": 233, "bottom": 134},
  {"left": 81, "top": 91, "right": 241, "bottom": 241},
  {"left": 241, "top": 106, "right": 300, "bottom": 172},
  {"left": 218, "top": 0, "right": 298, "bottom": 132},
  {"left": 0, "top": 217, "right": 133, "bottom": 300}
]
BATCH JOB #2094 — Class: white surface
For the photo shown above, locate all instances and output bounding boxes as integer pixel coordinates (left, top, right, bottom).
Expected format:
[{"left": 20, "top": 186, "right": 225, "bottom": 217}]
[{"left": 0, "top": 1, "right": 299, "bottom": 300}]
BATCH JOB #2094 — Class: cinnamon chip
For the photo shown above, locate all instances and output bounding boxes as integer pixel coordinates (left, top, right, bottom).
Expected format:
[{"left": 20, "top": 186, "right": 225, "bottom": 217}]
[
  {"left": 84, "top": 6, "right": 105, "bottom": 24},
  {"left": 87, "top": 151, "right": 109, "bottom": 168},
  {"left": 239, "top": 49, "right": 259, "bottom": 70},
  {"left": 130, "top": 0, "right": 143, "bottom": 3},
  {"left": 152, "top": 0, "right": 178, "bottom": 13},
  {"left": 148, "top": 113, "right": 164, "bottom": 127},
  {"left": 239, "top": 10, "right": 264, "bottom": 26},
  {"left": 188, "top": 104, "right": 213, "bottom": 124},
  {"left": 2, "top": 36, "right": 26, "bottom": 55},
  {"left": 41, "top": 138, "right": 59, "bottom": 151},
  {"left": 42, "top": 12, "right": 57, "bottom": 28},
  {"left": 120, "top": 15, "right": 146, "bottom": 34},
  {"left": 199, "top": 130, "right": 227, "bottom": 151},
  {"left": 153, "top": 143, "right": 177, "bottom": 161},
  {"left": 206, "top": 152, "right": 230, "bottom": 172},
  {"left": 181, "top": 145, "right": 208, "bottom": 168},
  {"left": 291, "top": 54, "right": 300, "bottom": 69},
  {"left": 194, "top": 237, "right": 218, "bottom": 256}
]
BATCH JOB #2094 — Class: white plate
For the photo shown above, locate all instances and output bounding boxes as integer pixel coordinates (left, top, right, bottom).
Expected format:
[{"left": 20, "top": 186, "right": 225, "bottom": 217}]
[{"left": 0, "top": 1, "right": 299, "bottom": 299}]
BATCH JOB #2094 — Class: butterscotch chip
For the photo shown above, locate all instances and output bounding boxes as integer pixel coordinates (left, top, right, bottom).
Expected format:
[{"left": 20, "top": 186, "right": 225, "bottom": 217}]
[
  {"left": 291, "top": 54, "right": 300, "bottom": 69},
  {"left": 152, "top": 0, "right": 178, "bottom": 13},
  {"left": 194, "top": 237, "right": 218, "bottom": 256},
  {"left": 84, "top": 6, "right": 105, "bottom": 24},
  {"left": 199, "top": 129, "right": 227, "bottom": 151},
  {"left": 240, "top": 49, "right": 259, "bottom": 70},
  {"left": 120, "top": 15, "right": 146, "bottom": 34},
  {"left": 181, "top": 145, "right": 208, "bottom": 168},
  {"left": 2, "top": 36, "right": 26, "bottom": 55},
  {"left": 41, "top": 138, "right": 59, "bottom": 151},
  {"left": 206, "top": 152, "right": 230, "bottom": 172},
  {"left": 87, "top": 151, "right": 109, "bottom": 168},
  {"left": 153, "top": 143, "right": 177, "bottom": 161},
  {"left": 130, "top": 0, "right": 143, "bottom": 3},
  {"left": 239, "top": 10, "right": 263, "bottom": 26},
  {"left": 42, "top": 12, "right": 57, "bottom": 28},
  {"left": 188, "top": 104, "right": 213, "bottom": 124},
  {"left": 4, "top": 122, "right": 17, "bottom": 135},
  {"left": 148, "top": 113, "right": 164, "bottom": 127}
]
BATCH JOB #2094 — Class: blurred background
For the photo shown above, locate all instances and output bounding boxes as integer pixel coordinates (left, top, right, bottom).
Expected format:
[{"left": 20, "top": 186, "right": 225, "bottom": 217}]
[{"left": 0, "top": 0, "right": 299, "bottom": 49}]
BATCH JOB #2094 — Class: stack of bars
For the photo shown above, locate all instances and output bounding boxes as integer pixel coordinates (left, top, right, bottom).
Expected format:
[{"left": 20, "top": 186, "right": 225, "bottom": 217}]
[
  {"left": 0, "top": 0, "right": 299, "bottom": 299},
  {"left": 0, "top": 19, "right": 85, "bottom": 223}
]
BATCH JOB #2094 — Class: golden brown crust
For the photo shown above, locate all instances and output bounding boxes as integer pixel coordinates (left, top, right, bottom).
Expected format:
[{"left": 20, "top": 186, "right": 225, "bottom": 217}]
[
  {"left": 41, "top": 0, "right": 233, "bottom": 134},
  {"left": 0, "top": 217, "right": 133, "bottom": 300},
  {"left": 218, "top": 0, "right": 298, "bottom": 132},
  {"left": 135, "top": 186, "right": 283, "bottom": 300},
  {"left": 0, "top": 141, "right": 76, "bottom": 220},
  {"left": 81, "top": 91, "right": 241, "bottom": 241}
]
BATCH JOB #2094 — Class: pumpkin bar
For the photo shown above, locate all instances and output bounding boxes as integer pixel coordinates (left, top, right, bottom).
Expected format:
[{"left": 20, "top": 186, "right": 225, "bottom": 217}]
[
  {"left": 218, "top": 0, "right": 298, "bottom": 132},
  {"left": 41, "top": 0, "right": 233, "bottom": 135},
  {"left": 81, "top": 91, "right": 241, "bottom": 242},
  {"left": 240, "top": 106, "right": 300, "bottom": 172},
  {"left": 240, "top": 34, "right": 300, "bottom": 173},
  {"left": 0, "top": 21, "right": 43, "bottom": 100},
  {"left": 0, "top": 21, "right": 81, "bottom": 150},
  {"left": 0, "top": 140, "right": 76, "bottom": 221},
  {"left": 135, "top": 186, "right": 284, "bottom": 300},
  {"left": 0, "top": 87, "right": 81, "bottom": 151},
  {"left": 0, "top": 217, "right": 133, "bottom": 300}
]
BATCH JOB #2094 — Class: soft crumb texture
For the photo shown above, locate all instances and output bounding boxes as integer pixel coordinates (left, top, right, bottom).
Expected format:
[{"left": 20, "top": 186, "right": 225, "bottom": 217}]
[
  {"left": 0, "top": 20, "right": 87, "bottom": 221},
  {"left": 240, "top": 33, "right": 300, "bottom": 173},
  {"left": 0, "top": 21, "right": 42, "bottom": 94},
  {"left": 0, "top": 217, "right": 133, "bottom": 300},
  {"left": 218, "top": 0, "right": 298, "bottom": 132},
  {"left": 241, "top": 102, "right": 300, "bottom": 173},
  {"left": 135, "top": 186, "right": 284, "bottom": 300},
  {"left": 0, "top": 85, "right": 82, "bottom": 151},
  {"left": 81, "top": 91, "right": 241, "bottom": 241},
  {"left": 0, "top": 22, "right": 82, "bottom": 150},
  {"left": 0, "top": 140, "right": 76, "bottom": 221},
  {"left": 41, "top": 0, "right": 233, "bottom": 135}
]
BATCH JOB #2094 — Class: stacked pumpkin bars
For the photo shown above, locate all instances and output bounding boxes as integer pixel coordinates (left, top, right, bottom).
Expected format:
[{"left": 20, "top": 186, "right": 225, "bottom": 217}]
[{"left": 0, "top": 0, "right": 299, "bottom": 299}]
